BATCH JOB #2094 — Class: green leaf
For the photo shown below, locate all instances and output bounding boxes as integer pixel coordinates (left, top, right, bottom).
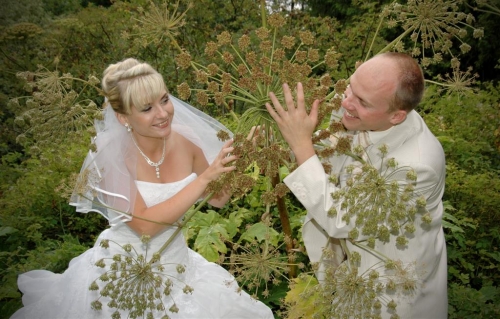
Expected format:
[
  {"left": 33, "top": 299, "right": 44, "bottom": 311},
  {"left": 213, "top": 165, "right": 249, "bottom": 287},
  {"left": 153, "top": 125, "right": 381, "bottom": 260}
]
[
  {"left": 479, "top": 285, "right": 499, "bottom": 301},
  {"left": 279, "top": 165, "right": 290, "bottom": 180},
  {"left": 193, "top": 210, "right": 222, "bottom": 227},
  {"left": 246, "top": 193, "right": 262, "bottom": 208},
  {"left": 193, "top": 224, "right": 228, "bottom": 262},
  {"left": 222, "top": 211, "right": 245, "bottom": 239},
  {"left": 194, "top": 243, "right": 220, "bottom": 263},
  {"left": 284, "top": 274, "right": 319, "bottom": 319},
  {"left": 441, "top": 219, "right": 464, "bottom": 233},
  {"left": 0, "top": 227, "right": 18, "bottom": 237},
  {"left": 239, "top": 222, "right": 280, "bottom": 246},
  {"left": 483, "top": 251, "right": 500, "bottom": 263}
]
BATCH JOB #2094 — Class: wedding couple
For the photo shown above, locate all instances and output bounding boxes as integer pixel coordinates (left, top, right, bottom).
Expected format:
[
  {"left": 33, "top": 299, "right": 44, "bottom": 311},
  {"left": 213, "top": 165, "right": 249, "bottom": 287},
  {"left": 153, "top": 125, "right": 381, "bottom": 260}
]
[{"left": 13, "top": 53, "right": 447, "bottom": 319}]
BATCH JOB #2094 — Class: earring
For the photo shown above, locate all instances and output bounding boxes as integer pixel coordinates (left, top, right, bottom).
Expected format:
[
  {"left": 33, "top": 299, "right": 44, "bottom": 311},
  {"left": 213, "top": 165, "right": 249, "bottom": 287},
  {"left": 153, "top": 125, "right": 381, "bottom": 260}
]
[{"left": 125, "top": 123, "right": 132, "bottom": 132}]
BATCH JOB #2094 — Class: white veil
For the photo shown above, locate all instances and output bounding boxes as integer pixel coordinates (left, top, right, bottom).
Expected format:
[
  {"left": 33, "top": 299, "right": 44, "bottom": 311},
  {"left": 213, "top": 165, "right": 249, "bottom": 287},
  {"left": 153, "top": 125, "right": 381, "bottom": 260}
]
[{"left": 69, "top": 95, "right": 232, "bottom": 226}]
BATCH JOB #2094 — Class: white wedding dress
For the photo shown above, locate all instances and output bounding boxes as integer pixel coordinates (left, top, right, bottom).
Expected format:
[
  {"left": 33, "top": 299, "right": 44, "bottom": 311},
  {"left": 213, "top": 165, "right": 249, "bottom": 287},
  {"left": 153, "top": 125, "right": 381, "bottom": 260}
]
[{"left": 12, "top": 173, "right": 274, "bottom": 319}]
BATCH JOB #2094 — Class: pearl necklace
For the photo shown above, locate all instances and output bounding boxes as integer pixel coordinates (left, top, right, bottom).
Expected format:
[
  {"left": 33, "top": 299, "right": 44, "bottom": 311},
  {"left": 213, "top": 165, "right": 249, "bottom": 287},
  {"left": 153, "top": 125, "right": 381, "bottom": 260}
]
[{"left": 131, "top": 136, "right": 166, "bottom": 179}]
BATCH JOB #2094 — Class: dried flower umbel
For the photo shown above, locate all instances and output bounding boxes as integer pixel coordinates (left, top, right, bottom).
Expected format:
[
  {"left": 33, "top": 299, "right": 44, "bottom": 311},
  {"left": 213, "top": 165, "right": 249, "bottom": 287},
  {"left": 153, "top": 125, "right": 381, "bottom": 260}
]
[
  {"left": 175, "top": 12, "right": 341, "bottom": 138},
  {"left": 297, "top": 254, "right": 421, "bottom": 319},
  {"left": 327, "top": 153, "right": 432, "bottom": 249},
  {"left": 225, "top": 234, "right": 292, "bottom": 299},
  {"left": 90, "top": 236, "right": 193, "bottom": 319},
  {"left": 125, "top": 0, "right": 192, "bottom": 49},
  {"left": 384, "top": 0, "right": 484, "bottom": 67},
  {"left": 429, "top": 58, "right": 479, "bottom": 96},
  {"left": 206, "top": 131, "right": 291, "bottom": 199},
  {"left": 13, "top": 62, "right": 101, "bottom": 148}
]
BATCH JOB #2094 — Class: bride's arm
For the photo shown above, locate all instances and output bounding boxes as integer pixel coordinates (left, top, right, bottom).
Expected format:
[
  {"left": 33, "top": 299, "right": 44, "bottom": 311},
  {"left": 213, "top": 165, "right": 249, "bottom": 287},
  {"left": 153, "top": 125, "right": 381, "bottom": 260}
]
[
  {"left": 192, "top": 143, "right": 232, "bottom": 209},
  {"left": 126, "top": 139, "right": 235, "bottom": 236}
]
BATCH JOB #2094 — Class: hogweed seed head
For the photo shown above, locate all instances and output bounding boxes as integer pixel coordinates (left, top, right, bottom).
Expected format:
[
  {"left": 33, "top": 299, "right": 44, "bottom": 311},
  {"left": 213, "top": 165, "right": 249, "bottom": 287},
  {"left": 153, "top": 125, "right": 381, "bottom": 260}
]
[
  {"left": 129, "top": 0, "right": 192, "bottom": 49},
  {"left": 386, "top": 0, "right": 483, "bottom": 66}
]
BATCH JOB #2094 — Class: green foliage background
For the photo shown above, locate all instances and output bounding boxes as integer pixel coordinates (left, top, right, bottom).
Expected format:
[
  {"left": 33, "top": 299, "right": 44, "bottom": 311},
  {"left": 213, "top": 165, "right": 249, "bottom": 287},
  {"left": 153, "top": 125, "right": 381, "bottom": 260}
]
[{"left": 0, "top": 0, "right": 499, "bottom": 318}]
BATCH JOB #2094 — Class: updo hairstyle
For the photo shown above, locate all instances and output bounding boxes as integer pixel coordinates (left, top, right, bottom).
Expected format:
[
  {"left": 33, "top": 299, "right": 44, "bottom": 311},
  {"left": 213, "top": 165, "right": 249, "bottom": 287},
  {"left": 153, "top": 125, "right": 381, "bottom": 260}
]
[{"left": 101, "top": 58, "right": 167, "bottom": 115}]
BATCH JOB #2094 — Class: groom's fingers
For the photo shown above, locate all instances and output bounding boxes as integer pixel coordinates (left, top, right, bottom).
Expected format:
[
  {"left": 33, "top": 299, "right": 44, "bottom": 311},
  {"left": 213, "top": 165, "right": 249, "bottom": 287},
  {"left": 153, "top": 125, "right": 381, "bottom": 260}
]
[
  {"left": 296, "top": 82, "right": 305, "bottom": 112},
  {"left": 282, "top": 83, "right": 297, "bottom": 112},
  {"left": 309, "top": 98, "right": 320, "bottom": 125},
  {"left": 267, "top": 92, "right": 285, "bottom": 117},
  {"left": 266, "top": 101, "right": 281, "bottom": 123}
]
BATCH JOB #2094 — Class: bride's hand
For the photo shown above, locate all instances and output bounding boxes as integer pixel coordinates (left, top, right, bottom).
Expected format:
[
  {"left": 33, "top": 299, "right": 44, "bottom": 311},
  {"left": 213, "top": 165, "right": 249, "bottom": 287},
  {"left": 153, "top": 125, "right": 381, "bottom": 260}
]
[{"left": 200, "top": 139, "right": 237, "bottom": 183}]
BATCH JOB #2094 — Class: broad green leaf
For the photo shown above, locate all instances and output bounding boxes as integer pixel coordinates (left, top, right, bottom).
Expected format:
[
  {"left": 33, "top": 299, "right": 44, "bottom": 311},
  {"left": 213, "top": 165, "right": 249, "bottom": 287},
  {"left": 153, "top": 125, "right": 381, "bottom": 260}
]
[
  {"left": 246, "top": 193, "right": 262, "bottom": 208},
  {"left": 184, "top": 210, "right": 222, "bottom": 241},
  {"left": 195, "top": 243, "right": 220, "bottom": 262},
  {"left": 279, "top": 165, "right": 290, "bottom": 180},
  {"left": 222, "top": 211, "right": 244, "bottom": 239},
  {"left": 479, "top": 285, "right": 499, "bottom": 301},
  {"left": 192, "top": 210, "right": 221, "bottom": 227},
  {"left": 284, "top": 274, "right": 319, "bottom": 319},
  {"left": 194, "top": 224, "right": 228, "bottom": 262},
  {"left": 239, "top": 222, "right": 280, "bottom": 246}
]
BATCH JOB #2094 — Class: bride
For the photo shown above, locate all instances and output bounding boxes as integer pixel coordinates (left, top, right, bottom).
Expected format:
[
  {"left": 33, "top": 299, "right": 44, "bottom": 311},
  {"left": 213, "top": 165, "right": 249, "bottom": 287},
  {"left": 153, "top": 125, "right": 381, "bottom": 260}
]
[{"left": 12, "top": 58, "right": 274, "bottom": 319}]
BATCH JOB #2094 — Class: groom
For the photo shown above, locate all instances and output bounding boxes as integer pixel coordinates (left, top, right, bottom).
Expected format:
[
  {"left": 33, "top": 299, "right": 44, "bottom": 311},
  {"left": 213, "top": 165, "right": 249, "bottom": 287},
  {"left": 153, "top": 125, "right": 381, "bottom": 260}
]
[{"left": 266, "top": 52, "right": 448, "bottom": 318}]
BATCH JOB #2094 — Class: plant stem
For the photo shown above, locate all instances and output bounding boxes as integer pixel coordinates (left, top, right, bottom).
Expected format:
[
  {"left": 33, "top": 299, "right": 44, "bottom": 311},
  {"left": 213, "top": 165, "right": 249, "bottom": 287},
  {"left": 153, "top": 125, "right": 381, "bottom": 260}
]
[
  {"left": 339, "top": 238, "right": 351, "bottom": 260},
  {"left": 364, "top": 7, "right": 386, "bottom": 61},
  {"left": 157, "top": 192, "right": 214, "bottom": 255},
  {"left": 376, "top": 27, "right": 413, "bottom": 55},
  {"left": 272, "top": 174, "right": 297, "bottom": 278},
  {"left": 260, "top": 0, "right": 267, "bottom": 29}
]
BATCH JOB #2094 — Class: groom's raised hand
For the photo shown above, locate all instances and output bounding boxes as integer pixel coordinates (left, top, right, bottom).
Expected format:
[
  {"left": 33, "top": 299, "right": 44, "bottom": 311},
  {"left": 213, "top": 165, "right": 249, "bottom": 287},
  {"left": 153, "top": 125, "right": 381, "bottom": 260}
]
[{"left": 266, "top": 82, "right": 319, "bottom": 165}]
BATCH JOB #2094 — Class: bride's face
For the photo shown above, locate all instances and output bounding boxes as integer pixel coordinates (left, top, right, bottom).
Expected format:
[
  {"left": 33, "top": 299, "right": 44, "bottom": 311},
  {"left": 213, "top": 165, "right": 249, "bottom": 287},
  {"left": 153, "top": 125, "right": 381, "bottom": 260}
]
[{"left": 123, "top": 90, "right": 174, "bottom": 139}]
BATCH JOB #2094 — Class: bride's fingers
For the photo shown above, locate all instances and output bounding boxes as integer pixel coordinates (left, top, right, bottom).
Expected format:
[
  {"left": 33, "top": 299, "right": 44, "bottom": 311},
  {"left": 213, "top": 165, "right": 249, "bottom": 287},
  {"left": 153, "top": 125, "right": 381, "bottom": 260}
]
[
  {"left": 222, "top": 139, "right": 234, "bottom": 148},
  {"left": 220, "top": 146, "right": 234, "bottom": 159},
  {"left": 222, "top": 154, "right": 237, "bottom": 165}
]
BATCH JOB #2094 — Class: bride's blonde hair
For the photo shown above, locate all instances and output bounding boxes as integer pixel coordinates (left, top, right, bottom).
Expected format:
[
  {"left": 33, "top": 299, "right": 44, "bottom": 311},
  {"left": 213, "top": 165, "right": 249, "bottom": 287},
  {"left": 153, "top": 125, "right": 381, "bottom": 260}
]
[{"left": 101, "top": 58, "right": 167, "bottom": 114}]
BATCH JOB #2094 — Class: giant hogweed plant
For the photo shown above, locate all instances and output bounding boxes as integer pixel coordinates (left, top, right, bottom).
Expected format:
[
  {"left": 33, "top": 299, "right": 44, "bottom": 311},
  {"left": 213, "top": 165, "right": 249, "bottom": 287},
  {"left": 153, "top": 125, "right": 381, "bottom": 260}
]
[
  {"left": 170, "top": 1, "right": 344, "bottom": 280},
  {"left": 125, "top": 0, "right": 341, "bottom": 285}
]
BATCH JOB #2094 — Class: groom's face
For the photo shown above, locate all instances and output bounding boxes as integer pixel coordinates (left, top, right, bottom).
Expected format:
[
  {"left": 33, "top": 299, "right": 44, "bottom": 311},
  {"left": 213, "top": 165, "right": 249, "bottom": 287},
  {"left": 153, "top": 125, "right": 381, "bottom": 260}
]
[{"left": 341, "top": 56, "right": 406, "bottom": 132}]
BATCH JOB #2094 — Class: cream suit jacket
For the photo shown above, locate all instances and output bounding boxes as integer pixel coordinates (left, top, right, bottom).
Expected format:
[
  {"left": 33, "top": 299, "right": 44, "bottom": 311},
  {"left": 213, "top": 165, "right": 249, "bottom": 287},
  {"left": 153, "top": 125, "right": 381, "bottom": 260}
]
[{"left": 284, "top": 110, "right": 448, "bottom": 318}]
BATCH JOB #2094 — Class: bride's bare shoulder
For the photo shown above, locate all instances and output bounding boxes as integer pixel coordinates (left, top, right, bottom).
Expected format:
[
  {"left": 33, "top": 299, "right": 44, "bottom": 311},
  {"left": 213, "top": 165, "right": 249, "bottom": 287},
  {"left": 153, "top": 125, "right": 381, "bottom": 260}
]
[{"left": 173, "top": 131, "right": 203, "bottom": 155}]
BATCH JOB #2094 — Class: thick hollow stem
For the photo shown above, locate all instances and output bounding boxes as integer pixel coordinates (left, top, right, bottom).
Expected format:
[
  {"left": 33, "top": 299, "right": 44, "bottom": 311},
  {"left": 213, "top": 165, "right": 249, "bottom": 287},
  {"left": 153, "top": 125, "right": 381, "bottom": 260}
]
[{"left": 272, "top": 174, "right": 297, "bottom": 278}]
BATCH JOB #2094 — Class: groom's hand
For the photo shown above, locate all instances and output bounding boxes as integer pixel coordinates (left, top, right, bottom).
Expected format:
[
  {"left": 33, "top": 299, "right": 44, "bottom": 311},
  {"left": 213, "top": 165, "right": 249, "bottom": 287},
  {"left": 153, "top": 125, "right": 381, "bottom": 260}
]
[{"left": 266, "top": 82, "right": 318, "bottom": 165}]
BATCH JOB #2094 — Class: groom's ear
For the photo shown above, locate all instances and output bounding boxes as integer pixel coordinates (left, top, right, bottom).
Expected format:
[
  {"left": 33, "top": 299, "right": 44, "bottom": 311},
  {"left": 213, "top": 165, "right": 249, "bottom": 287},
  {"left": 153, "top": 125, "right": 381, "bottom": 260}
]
[{"left": 389, "top": 110, "right": 407, "bottom": 125}]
